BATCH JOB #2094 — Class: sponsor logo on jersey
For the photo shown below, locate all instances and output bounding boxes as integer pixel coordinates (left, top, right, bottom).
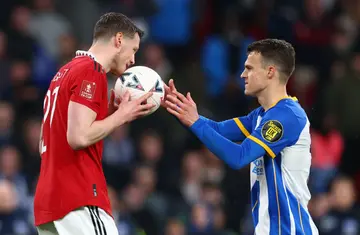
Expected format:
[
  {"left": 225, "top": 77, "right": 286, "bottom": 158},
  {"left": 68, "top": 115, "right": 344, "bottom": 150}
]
[{"left": 252, "top": 159, "right": 264, "bottom": 176}]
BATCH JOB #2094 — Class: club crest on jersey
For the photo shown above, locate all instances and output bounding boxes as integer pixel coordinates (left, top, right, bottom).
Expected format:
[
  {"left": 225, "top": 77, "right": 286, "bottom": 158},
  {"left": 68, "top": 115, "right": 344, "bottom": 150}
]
[
  {"left": 261, "top": 120, "right": 283, "bottom": 143},
  {"left": 80, "top": 80, "right": 96, "bottom": 100}
]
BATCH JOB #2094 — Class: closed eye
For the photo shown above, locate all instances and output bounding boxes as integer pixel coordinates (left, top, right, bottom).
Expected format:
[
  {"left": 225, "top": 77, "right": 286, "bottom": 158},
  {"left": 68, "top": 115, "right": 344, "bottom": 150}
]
[{"left": 245, "top": 65, "right": 252, "bottom": 70}]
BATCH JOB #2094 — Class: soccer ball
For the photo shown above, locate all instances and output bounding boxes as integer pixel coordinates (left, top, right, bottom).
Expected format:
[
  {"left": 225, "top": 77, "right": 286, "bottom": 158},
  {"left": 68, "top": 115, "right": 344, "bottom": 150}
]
[{"left": 114, "top": 66, "right": 165, "bottom": 115}]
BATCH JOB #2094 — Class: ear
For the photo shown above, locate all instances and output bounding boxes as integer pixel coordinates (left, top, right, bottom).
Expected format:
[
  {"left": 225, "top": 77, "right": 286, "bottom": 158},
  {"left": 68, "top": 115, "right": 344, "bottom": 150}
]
[
  {"left": 267, "top": 65, "right": 276, "bottom": 79},
  {"left": 115, "top": 32, "right": 123, "bottom": 48}
]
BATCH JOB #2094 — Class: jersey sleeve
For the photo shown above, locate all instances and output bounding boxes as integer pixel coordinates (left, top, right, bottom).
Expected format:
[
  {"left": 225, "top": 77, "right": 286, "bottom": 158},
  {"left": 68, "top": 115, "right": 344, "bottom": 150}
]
[
  {"left": 248, "top": 107, "right": 304, "bottom": 158},
  {"left": 199, "top": 109, "right": 256, "bottom": 141},
  {"left": 190, "top": 118, "right": 266, "bottom": 169},
  {"left": 233, "top": 109, "right": 256, "bottom": 138},
  {"left": 70, "top": 69, "right": 104, "bottom": 114},
  {"left": 189, "top": 107, "right": 305, "bottom": 169}
]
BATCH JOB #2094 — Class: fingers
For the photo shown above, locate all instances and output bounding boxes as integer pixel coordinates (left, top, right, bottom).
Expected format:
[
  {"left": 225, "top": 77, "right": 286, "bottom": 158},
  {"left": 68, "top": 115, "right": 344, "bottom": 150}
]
[
  {"left": 137, "top": 110, "right": 152, "bottom": 117},
  {"left": 109, "top": 89, "right": 115, "bottom": 104},
  {"left": 169, "top": 79, "right": 177, "bottom": 92},
  {"left": 166, "top": 107, "right": 180, "bottom": 118},
  {"left": 137, "top": 92, "right": 153, "bottom": 104},
  {"left": 163, "top": 85, "right": 171, "bottom": 100},
  {"left": 160, "top": 98, "right": 168, "bottom": 108},
  {"left": 166, "top": 95, "right": 185, "bottom": 109},
  {"left": 139, "top": 103, "right": 156, "bottom": 111},
  {"left": 174, "top": 90, "right": 188, "bottom": 103},
  {"left": 115, "top": 96, "right": 121, "bottom": 105},
  {"left": 165, "top": 100, "right": 178, "bottom": 110},
  {"left": 187, "top": 92, "right": 196, "bottom": 105},
  {"left": 122, "top": 90, "right": 131, "bottom": 102},
  {"left": 164, "top": 83, "right": 170, "bottom": 91},
  {"left": 136, "top": 103, "right": 156, "bottom": 117}
]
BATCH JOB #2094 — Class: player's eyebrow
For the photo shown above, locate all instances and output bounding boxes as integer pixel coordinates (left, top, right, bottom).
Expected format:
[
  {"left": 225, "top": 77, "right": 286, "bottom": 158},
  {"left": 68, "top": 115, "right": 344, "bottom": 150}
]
[{"left": 245, "top": 64, "right": 252, "bottom": 69}]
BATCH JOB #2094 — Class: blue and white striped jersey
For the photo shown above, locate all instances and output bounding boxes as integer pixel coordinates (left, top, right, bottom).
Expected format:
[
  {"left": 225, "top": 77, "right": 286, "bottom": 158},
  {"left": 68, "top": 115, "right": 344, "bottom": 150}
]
[
  {"left": 191, "top": 97, "right": 319, "bottom": 235},
  {"left": 238, "top": 98, "right": 318, "bottom": 235}
]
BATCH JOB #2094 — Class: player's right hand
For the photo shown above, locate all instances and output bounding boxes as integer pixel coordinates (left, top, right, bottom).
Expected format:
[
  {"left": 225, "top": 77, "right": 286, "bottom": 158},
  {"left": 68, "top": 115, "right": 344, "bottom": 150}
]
[
  {"left": 114, "top": 91, "right": 155, "bottom": 124},
  {"left": 161, "top": 79, "right": 177, "bottom": 108}
]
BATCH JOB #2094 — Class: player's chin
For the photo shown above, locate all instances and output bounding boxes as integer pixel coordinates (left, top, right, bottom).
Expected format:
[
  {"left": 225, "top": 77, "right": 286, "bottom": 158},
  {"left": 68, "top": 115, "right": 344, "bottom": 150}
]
[
  {"left": 110, "top": 67, "right": 125, "bottom": 76},
  {"left": 244, "top": 89, "right": 259, "bottom": 97},
  {"left": 244, "top": 88, "right": 253, "bottom": 96}
]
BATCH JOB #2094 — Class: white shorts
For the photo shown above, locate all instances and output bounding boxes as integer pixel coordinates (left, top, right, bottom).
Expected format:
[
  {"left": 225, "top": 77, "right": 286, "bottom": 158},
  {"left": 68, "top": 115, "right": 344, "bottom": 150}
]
[{"left": 36, "top": 206, "right": 118, "bottom": 235}]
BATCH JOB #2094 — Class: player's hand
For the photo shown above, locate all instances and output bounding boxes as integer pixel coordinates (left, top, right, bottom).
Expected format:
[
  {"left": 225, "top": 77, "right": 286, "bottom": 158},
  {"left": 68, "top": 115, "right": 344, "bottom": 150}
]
[
  {"left": 115, "top": 91, "right": 155, "bottom": 124},
  {"left": 165, "top": 90, "right": 199, "bottom": 127},
  {"left": 108, "top": 89, "right": 121, "bottom": 116},
  {"left": 161, "top": 79, "right": 177, "bottom": 108}
]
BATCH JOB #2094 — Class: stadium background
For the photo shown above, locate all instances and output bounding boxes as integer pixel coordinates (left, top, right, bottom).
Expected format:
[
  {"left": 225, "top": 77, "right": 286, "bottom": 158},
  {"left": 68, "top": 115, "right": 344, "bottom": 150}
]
[{"left": 0, "top": 0, "right": 360, "bottom": 234}]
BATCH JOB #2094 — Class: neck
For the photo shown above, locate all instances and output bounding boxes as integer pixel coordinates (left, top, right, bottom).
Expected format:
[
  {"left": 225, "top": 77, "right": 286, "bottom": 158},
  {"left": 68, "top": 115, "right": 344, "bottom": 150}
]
[
  {"left": 257, "top": 85, "right": 288, "bottom": 111},
  {"left": 88, "top": 41, "right": 114, "bottom": 73}
]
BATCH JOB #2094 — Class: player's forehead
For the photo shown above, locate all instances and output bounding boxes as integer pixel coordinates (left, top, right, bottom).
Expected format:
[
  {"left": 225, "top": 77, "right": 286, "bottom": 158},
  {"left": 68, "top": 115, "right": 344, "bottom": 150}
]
[{"left": 245, "top": 52, "right": 262, "bottom": 66}]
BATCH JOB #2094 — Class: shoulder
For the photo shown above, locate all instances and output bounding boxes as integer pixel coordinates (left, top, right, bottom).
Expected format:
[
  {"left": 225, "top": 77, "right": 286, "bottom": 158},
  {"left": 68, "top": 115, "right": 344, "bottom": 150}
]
[
  {"left": 261, "top": 99, "right": 308, "bottom": 143},
  {"left": 69, "top": 58, "right": 106, "bottom": 82},
  {"left": 266, "top": 98, "right": 307, "bottom": 125},
  {"left": 71, "top": 57, "right": 102, "bottom": 73}
]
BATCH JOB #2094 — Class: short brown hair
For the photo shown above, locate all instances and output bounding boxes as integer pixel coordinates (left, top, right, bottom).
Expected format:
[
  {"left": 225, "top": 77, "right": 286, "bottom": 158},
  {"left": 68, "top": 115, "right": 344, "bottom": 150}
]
[
  {"left": 247, "top": 39, "right": 295, "bottom": 82},
  {"left": 93, "top": 12, "right": 144, "bottom": 41}
]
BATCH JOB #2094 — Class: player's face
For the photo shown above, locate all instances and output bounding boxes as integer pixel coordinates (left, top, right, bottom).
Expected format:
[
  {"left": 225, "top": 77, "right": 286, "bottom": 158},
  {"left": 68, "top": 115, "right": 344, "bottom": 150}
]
[
  {"left": 111, "top": 33, "right": 140, "bottom": 76},
  {"left": 241, "top": 52, "right": 269, "bottom": 96}
]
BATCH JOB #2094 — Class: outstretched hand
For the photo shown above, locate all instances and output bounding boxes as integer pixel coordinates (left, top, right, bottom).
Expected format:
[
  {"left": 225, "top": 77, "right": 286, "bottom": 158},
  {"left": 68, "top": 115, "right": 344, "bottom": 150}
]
[
  {"left": 165, "top": 90, "right": 199, "bottom": 127},
  {"left": 161, "top": 79, "right": 177, "bottom": 108}
]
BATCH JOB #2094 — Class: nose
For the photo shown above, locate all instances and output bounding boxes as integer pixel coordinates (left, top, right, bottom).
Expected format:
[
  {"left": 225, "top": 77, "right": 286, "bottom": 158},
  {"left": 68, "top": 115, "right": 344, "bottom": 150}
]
[
  {"left": 240, "top": 70, "right": 246, "bottom": 79},
  {"left": 130, "top": 55, "right": 135, "bottom": 65}
]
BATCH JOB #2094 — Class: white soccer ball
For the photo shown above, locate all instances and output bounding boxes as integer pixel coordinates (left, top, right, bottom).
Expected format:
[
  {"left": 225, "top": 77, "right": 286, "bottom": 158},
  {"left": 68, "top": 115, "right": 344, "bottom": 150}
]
[{"left": 114, "top": 66, "right": 165, "bottom": 115}]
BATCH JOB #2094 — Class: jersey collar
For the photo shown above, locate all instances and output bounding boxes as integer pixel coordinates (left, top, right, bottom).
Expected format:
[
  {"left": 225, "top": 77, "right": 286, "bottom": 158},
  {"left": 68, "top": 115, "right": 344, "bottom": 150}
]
[
  {"left": 267, "top": 96, "right": 298, "bottom": 110},
  {"left": 75, "top": 50, "right": 107, "bottom": 74},
  {"left": 75, "top": 50, "right": 97, "bottom": 61}
]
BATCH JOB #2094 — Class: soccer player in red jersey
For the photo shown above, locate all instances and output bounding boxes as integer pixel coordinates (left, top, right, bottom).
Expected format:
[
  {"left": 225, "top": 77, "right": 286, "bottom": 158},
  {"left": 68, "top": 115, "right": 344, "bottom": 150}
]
[{"left": 34, "top": 13, "right": 155, "bottom": 235}]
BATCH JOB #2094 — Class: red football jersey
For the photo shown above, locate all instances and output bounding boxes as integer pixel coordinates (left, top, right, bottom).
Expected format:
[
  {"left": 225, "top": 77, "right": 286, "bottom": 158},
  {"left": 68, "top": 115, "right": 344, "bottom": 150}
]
[{"left": 34, "top": 52, "right": 111, "bottom": 226}]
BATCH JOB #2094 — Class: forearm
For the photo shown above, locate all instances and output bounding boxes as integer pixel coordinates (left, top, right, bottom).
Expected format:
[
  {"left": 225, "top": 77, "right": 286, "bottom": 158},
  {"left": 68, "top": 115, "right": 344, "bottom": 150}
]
[
  {"left": 199, "top": 115, "right": 247, "bottom": 141},
  {"left": 86, "top": 114, "right": 121, "bottom": 145},
  {"left": 190, "top": 119, "right": 264, "bottom": 169},
  {"left": 68, "top": 114, "right": 123, "bottom": 150},
  {"left": 199, "top": 116, "right": 220, "bottom": 131}
]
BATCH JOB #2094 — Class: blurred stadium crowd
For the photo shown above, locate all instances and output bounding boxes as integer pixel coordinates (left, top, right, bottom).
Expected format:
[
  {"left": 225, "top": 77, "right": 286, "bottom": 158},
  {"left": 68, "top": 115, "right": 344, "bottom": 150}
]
[{"left": 1, "top": 0, "right": 360, "bottom": 234}]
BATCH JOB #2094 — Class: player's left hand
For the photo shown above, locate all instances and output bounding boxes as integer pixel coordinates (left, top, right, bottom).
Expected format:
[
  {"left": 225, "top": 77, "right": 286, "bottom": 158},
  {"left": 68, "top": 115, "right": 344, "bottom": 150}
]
[
  {"left": 165, "top": 91, "right": 199, "bottom": 127},
  {"left": 108, "top": 89, "right": 121, "bottom": 116}
]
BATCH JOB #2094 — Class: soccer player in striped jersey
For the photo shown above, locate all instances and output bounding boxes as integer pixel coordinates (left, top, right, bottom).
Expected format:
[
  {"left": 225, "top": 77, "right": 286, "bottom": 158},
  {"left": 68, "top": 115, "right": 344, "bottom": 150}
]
[{"left": 164, "top": 39, "right": 319, "bottom": 235}]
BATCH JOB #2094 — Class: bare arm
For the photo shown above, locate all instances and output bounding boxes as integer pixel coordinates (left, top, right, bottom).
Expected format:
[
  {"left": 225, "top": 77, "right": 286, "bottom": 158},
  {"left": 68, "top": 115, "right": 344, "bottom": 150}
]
[
  {"left": 67, "top": 91, "right": 154, "bottom": 150},
  {"left": 67, "top": 101, "right": 121, "bottom": 150},
  {"left": 67, "top": 68, "right": 122, "bottom": 150}
]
